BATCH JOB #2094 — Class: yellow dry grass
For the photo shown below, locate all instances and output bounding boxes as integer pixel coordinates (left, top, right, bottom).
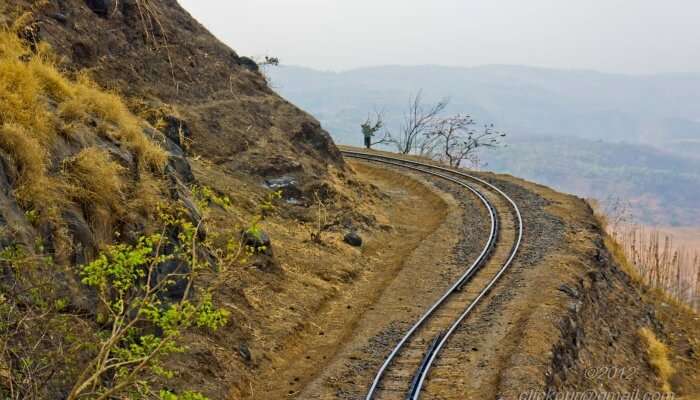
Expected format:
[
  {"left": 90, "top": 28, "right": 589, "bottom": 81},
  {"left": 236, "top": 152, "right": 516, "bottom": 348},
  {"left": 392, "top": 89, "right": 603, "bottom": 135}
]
[
  {"left": 62, "top": 147, "right": 127, "bottom": 244},
  {"left": 63, "top": 147, "right": 125, "bottom": 209},
  {"left": 603, "top": 234, "right": 644, "bottom": 283},
  {"left": 59, "top": 75, "right": 167, "bottom": 169},
  {"left": 0, "top": 123, "right": 63, "bottom": 211},
  {"left": 614, "top": 225, "right": 700, "bottom": 311},
  {"left": 638, "top": 327, "right": 675, "bottom": 392},
  {"left": 0, "top": 27, "right": 166, "bottom": 168},
  {"left": 0, "top": 25, "right": 168, "bottom": 243}
]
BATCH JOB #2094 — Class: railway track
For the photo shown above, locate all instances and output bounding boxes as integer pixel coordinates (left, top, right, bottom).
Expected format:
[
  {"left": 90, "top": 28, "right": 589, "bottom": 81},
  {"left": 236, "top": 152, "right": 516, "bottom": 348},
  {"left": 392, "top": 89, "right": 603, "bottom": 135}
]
[{"left": 341, "top": 150, "right": 524, "bottom": 400}]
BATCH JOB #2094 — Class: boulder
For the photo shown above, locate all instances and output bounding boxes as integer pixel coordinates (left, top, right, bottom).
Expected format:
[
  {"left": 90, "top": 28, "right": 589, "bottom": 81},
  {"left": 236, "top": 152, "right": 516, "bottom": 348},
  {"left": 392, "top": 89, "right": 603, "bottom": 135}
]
[
  {"left": 265, "top": 176, "right": 302, "bottom": 201},
  {"left": 243, "top": 229, "right": 272, "bottom": 254},
  {"left": 238, "top": 343, "right": 252, "bottom": 364},
  {"left": 344, "top": 232, "right": 363, "bottom": 247},
  {"left": 237, "top": 56, "right": 259, "bottom": 72}
]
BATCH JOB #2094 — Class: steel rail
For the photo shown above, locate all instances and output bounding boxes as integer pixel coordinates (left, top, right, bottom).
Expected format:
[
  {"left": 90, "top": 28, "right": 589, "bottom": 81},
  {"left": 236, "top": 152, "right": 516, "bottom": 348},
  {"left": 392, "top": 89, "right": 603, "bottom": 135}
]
[
  {"left": 342, "top": 151, "right": 523, "bottom": 400},
  {"left": 342, "top": 152, "right": 498, "bottom": 399}
]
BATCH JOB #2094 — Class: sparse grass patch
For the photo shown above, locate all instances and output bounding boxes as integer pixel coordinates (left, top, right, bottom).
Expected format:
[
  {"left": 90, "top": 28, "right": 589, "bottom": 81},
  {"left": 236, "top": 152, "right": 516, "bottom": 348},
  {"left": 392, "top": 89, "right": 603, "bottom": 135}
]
[
  {"left": 192, "top": 184, "right": 232, "bottom": 211},
  {"left": 639, "top": 327, "right": 675, "bottom": 392},
  {"left": 130, "top": 170, "right": 167, "bottom": 218}
]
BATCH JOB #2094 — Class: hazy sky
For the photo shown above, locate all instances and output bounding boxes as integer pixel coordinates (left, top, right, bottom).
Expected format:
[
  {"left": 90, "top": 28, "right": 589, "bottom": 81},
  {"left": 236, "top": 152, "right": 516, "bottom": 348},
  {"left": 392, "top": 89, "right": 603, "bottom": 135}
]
[{"left": 179, "top": 0, "right": 700, "bottom": 74}]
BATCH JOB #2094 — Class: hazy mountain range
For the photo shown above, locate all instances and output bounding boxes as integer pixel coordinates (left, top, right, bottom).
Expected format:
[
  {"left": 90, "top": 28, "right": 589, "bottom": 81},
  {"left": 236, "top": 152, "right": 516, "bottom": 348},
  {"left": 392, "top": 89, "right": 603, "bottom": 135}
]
[{"left": 269, "top": 65, "right": 700, "bottom": 227}]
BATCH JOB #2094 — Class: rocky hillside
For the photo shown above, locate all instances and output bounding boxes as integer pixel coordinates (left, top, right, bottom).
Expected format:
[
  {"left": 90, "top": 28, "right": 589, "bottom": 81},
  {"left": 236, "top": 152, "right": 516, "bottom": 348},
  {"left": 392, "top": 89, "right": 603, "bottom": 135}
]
[
  {"left": 4, "top": 0, "right": 342, "bottom": 179},
  {"left": 0, "top": 1, "right": 378, "bottom": 399}
]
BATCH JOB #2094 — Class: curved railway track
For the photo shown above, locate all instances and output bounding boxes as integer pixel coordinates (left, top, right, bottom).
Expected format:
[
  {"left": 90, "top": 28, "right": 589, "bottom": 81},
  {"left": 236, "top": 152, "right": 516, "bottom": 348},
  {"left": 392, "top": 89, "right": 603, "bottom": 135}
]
[{"left": 341, "top": 150, "right": 524, "bottom": 400}]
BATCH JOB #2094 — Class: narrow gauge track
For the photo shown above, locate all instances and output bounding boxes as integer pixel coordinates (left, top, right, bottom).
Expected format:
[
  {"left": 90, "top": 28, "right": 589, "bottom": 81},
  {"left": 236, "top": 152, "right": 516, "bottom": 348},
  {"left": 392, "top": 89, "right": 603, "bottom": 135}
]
[{"left": 341, "top": 151, "right": 524, "bottom": 400}]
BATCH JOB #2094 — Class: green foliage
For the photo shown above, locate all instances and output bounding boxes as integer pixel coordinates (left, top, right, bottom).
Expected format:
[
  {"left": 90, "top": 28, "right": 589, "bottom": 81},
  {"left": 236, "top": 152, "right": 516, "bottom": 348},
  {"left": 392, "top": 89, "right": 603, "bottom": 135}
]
[
  {"left": 191, "top": 185, "right": 232, "bottom": 211},
  {"left": 53, "top": 297, "right": 69, "bottom": 311},
  {"left": 361, "top": 118, "right": 383, "bottom": 138},
  {"left": 195, "top": 294, "right": 230, "bottom": 330},
  {"left": 24, "top": 208, "right": 39, "bottom": 225},
  {"left": 214, "top": 190, "right": 282, "bottom": 269},
  {"left": 244, "top": 216, "right": 264, "bottom": 241},
  {"left": 243, "top": 216, "right": 269, "bottom": 255},
  {"left": 0, "top": 243, "right": 26, "bottom": 266},
  {"left": 67, "top": 214, "right": 230, "bottom": 400},
  {"left": 0, "top": 239, "right": 87, "bottom": 399},
  {"left": 259, "top": 190, "right": 282, "bottom": 218},
  {"left": 81, "top": 234, "right": 163, "bottom": 297}
]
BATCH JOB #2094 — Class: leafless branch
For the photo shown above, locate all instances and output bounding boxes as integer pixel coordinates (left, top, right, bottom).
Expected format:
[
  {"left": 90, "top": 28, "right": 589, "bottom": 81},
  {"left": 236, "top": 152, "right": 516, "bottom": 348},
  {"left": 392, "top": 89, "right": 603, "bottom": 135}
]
[{"left": 388, "top": 90, "right": 448, "bottom": 154}]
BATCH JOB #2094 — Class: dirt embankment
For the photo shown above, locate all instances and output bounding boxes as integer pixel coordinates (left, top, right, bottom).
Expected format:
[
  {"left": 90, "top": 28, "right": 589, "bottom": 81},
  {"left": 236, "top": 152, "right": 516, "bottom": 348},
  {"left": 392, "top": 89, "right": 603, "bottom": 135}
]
[{"left": 457, "top": 172, "right": 700, "bottom": 400}]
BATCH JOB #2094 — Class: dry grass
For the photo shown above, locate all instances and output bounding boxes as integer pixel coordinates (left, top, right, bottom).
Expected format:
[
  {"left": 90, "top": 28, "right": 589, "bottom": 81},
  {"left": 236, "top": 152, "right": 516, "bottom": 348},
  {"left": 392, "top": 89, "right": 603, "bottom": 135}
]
[
  {"left": 63, "top": 147, "right": 125, "bottom": 207},
  {"left": 0, "top": 25, "right": 169, "bottom": 245},
  {"left": 129, "top": 171, "right": 166, "bottom": 218},
  {"left": 58, "top": 74, "right": 168, "bottom": 170},
  {"left": 0, "top": 27, "right": 166, "bottom": 170},
  {"left": 603, "top": 233, "right": 644, "bottom": 283},
  {"left": 639, "top": 327, "right": 675, "bottom": 392},
  {"left": 0, "top": 122, "right": 72, "bottom": 225},
  {"left": 590, "top": 199, "right": 700, "bottom": 311},
  {"left": 0, "top": 28, "right": 166, "bottom": 185},
  {"left": 0, "top": 44, "right": 51, "bottom": 138},
  {"left": 612, "top": 225, "right": 700, "bottom": 311}
]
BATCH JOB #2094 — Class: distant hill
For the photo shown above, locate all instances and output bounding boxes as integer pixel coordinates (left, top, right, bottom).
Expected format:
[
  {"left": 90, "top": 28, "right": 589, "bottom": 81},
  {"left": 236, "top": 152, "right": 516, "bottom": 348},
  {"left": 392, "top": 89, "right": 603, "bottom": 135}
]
[
  {"left": 269, "top": 65, "right": 700, "bottom": 146},
  {"left": 484, "top": 136, "right": 700, "bottom": 226},
  {"left": 269, "top": 65, "right": 700, "bottom": 226}
]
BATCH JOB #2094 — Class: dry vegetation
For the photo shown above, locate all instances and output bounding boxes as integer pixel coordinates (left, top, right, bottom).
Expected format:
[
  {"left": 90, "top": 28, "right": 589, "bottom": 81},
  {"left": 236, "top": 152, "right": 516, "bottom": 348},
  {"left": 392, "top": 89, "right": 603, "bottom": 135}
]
[
  {"left": 590, "top": 199, "right": 700, "bottom": 311},
  {"left": 612, "top": 225, "right": 700, "bottom": 310},
  {"left": 638, "top": 327, "right": 675, "bottom": 392},
  {"left": 0, "top": 19, "right": 167, "bottom": 243},
  {"left": 0, "top": 3, "right": 381, "bottom": 398},
  {"left": 0, "top": 18, "right": 224, "bottom": 398}
]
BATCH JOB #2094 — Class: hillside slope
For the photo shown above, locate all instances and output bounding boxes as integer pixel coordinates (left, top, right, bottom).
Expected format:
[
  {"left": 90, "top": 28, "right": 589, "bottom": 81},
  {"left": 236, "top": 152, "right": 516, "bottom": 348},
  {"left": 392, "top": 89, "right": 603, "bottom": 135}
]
[
  {"left": 0, "top": 1, "right": 382, "bottom": 398},
  {"left": 3, "top": 0, "right": 342, "bottom": 181}
]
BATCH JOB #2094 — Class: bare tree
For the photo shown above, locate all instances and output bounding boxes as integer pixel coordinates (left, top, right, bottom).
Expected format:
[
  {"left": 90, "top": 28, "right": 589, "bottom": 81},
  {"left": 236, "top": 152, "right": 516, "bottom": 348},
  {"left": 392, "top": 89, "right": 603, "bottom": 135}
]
[
  {"left": 429, "top": 117, "right": 506, "bottom": 168},
  {"left": 387, "top": 90, "right": 448, "bottom": 154},
  {"left": 361, "top": 110, "right": 391, "bottom": 148}
]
